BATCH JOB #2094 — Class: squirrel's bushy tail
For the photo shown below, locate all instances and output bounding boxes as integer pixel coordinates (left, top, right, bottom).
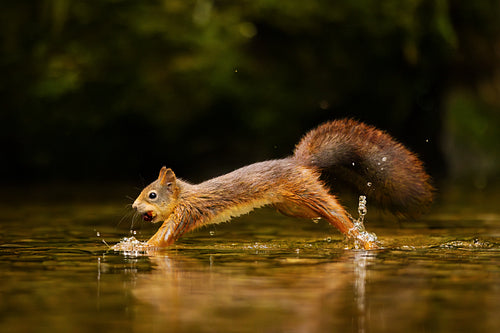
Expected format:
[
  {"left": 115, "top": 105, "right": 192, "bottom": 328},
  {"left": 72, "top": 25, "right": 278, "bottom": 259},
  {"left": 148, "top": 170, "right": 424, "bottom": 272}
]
[{"left": 293, "top": 119, "right": 433, "bottom": 218}]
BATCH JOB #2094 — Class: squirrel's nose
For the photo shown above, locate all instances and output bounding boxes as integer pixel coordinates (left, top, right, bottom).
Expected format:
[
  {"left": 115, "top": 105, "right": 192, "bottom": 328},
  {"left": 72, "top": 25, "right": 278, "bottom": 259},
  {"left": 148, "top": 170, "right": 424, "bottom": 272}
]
[{"left": 132, "top": 201, "right": 139, "bottom": 210}]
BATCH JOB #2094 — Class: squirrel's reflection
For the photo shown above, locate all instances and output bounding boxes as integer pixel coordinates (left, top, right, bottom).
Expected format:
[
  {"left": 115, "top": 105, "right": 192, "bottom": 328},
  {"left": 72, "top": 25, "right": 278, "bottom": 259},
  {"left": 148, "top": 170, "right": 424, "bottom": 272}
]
[{"left": 114, "top": 250, "right": 376, "bottom": 333}]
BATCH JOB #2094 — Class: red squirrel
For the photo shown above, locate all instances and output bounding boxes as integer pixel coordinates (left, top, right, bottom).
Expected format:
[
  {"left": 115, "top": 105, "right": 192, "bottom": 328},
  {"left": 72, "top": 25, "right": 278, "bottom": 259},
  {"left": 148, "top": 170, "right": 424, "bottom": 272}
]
[{"left": 132, "top": 119, "right": 433, "bottom": 250}]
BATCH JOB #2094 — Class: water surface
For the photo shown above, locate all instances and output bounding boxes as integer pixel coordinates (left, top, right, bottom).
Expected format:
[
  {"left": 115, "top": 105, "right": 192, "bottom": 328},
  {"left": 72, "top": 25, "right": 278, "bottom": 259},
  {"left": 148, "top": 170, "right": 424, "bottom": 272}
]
[{"left": 0, "top": 188, "right": 499, "bottom": 333}]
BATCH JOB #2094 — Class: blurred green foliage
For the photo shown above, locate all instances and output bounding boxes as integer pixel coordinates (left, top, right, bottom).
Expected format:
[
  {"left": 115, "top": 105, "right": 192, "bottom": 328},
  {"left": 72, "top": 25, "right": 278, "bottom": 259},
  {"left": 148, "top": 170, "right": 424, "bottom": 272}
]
[{"left": 1, "top": 0, "right": 499, "bottom": 185}]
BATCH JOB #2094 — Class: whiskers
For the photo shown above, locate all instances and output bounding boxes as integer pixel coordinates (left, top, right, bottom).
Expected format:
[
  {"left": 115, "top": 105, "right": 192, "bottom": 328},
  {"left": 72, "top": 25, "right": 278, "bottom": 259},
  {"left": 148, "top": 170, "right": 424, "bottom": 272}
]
[
  {"left": 116, "top": 198, "right": 143, "bottom": 235},
  {"left": 129, "top": 210, "right": 144, "bottom": 233},
  {"left": 125, "top": 195, "right": 136, "bottom": 202}
]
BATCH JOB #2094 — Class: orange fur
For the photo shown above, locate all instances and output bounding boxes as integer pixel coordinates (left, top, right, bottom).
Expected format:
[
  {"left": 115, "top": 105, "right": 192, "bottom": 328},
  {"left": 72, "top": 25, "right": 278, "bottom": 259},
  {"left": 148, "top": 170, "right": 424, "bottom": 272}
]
[{"left": 132, "top": 119, "right": 433, "bottom": 250}]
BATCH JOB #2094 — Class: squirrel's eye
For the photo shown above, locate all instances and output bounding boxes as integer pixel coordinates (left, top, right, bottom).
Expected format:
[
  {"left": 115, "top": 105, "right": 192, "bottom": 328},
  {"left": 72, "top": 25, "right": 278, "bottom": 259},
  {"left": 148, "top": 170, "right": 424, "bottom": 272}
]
[{"left": 148, "top": 191, "right": 157, "bottom": 200}]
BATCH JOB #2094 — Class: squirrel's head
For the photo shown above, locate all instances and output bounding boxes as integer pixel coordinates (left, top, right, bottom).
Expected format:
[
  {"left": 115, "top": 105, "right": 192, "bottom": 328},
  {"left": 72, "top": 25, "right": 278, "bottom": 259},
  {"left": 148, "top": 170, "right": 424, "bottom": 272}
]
[{"left": 132, "top": 166, "right": 180, "bottom": 223}]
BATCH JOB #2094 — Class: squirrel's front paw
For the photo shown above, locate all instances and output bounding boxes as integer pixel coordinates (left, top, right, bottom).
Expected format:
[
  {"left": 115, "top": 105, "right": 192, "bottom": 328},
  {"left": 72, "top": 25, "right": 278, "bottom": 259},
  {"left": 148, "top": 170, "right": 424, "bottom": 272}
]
[
  {"left": 146, "top": 223, "right": 177, "bottom": 248},
  {"left": 361, "top": 241, "right": 379, "bottom": 250}
]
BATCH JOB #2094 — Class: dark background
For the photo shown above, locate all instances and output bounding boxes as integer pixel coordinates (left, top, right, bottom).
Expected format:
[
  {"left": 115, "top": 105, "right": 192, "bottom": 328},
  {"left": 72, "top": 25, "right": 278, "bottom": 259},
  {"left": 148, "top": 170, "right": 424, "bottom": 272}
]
[{"left": 1, "top": 0, "right": 499, "bottom": 190}]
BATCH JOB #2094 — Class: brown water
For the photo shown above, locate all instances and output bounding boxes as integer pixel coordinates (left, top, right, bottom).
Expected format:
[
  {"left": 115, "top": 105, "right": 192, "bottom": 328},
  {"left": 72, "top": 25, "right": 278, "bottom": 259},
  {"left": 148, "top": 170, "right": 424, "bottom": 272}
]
[{"left": 0, "top": 189, "right": 499, "bottom": 333}]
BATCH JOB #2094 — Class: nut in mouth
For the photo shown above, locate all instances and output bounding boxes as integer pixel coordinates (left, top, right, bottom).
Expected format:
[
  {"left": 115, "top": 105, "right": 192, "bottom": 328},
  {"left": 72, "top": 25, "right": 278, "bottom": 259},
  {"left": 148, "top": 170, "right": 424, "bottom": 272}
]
[{"left": 142, "top": 211, "right": 155, "bottom": 222}]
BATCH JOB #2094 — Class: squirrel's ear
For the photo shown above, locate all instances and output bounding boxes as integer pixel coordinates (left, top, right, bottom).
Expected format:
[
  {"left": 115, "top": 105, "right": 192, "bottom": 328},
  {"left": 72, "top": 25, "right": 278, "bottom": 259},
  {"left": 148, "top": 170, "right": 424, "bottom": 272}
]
[
  {"left": 158, "top": 166, "right": 168, "bottom": 181},
  {"left": 158, "top": 166, "right": 176, "bottom": 186}
]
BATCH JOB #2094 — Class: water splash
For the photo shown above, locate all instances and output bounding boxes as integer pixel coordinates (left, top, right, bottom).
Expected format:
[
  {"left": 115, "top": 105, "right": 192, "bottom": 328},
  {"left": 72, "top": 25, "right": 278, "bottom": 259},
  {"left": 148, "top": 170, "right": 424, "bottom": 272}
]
[
  {"left": 111, "top": 236, "right": 149, "bottom": 255},
  {"left": 346, "top": 195, "right": 378, "bottom": 249},
  {"left": 438, "top": 238, "right": 493, "bottom": 249},
  {"left": 357, "top": 195, "right": 367, "bottom": 222}
]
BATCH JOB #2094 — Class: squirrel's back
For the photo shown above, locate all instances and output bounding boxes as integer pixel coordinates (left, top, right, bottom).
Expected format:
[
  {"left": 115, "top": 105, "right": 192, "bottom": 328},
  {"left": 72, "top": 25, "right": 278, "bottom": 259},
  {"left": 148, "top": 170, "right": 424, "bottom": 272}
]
[{"left": 293, "top": 119, "right": 433, "bottom": 218}]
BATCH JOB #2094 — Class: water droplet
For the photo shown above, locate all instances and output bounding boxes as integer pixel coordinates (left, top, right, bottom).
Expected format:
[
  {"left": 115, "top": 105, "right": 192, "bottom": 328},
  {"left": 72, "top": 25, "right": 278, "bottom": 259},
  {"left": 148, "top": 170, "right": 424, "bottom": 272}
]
[
  {"left": 96, "top": 231, "right": 100, "bottom": 237},
  {"left": 352, "top": 162, "right": 355, "bottom": 166},
  {"left": 425, "top": 139, "right": 430, "bottom": 143},
  {"left": 312, "top": 217, "right": 321, "bottom": 223},
  {"left": 382, "top": 156, "right": 387, "bottom": 162},
  {"left": 295, "top": 248, "right": 300, "bottom": 253},
  {"left": 209, "top": 230, "right": 215, "bottom": 236},
  {"left": 367, "top": 182, "right": 372, "bottom": 187},
  {"left": 326, "top": 237, "right": 332, "bottom": 243},
  {"left": 133, "top": 230, "right": 137, "bottom": 235}
]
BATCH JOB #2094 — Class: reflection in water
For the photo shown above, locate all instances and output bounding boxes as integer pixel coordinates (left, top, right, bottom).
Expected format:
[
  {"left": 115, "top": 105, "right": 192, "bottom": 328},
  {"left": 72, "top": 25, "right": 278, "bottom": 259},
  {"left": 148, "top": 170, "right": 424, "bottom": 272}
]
[
  {"left": 116, "top": 249, "right": 382, "bottom": 333},
  {"left": 354, "top": 251, "right": 369, "bottom": 333},
  {"left": 97, "top": 257, "right": 101, "bottom": 309},
  {"left": 126, "top": 252, "right": 351, "bottom": 332},
  {"left": 101, "top": 236, "right": 500, "bottom": 333},
  {"left": 0, "top": 200, "right": 499, "bottom": 333}
]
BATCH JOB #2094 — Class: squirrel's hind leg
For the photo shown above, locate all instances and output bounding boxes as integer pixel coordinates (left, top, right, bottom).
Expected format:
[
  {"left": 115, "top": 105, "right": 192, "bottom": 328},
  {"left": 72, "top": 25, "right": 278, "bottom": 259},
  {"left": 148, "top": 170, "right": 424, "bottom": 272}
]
[
  {"left": 273, "top": 202, "right": 320, "bottom": 219},
  {"left": 280, "top": 189, "right": 378, "bottom": 250},
  {"left": 317, "top": 197, "right": 379, "bottom": 250}
]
